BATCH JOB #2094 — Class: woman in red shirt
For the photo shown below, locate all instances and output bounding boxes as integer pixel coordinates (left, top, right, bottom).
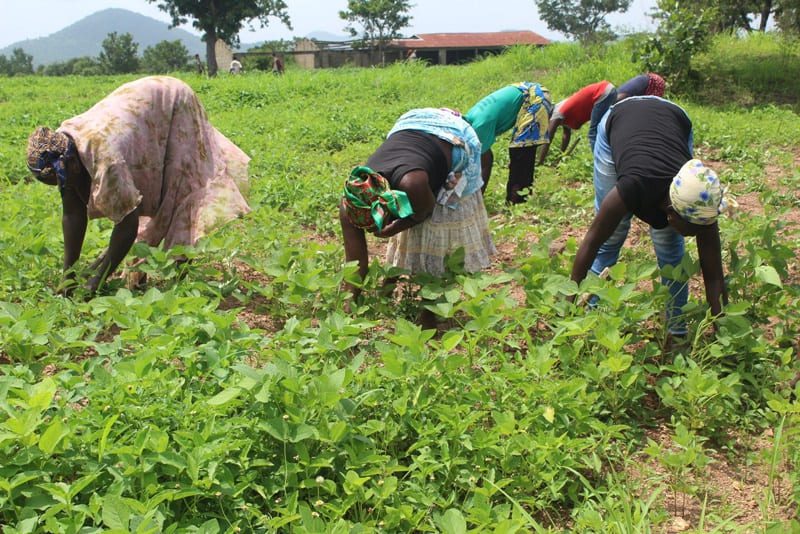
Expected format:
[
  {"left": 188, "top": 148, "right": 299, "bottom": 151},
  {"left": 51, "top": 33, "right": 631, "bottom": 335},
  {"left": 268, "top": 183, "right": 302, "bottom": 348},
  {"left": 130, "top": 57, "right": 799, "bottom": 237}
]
[{"left": 538, "top": 80, "right": 616, "bottom": 164}]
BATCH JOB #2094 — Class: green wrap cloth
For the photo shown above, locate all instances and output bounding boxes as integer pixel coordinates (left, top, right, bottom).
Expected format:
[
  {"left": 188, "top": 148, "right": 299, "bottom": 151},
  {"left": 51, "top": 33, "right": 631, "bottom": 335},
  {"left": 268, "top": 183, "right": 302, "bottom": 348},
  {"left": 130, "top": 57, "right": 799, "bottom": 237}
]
[{"left": 342, "top": 166, "right": 414, "bottom": 232}]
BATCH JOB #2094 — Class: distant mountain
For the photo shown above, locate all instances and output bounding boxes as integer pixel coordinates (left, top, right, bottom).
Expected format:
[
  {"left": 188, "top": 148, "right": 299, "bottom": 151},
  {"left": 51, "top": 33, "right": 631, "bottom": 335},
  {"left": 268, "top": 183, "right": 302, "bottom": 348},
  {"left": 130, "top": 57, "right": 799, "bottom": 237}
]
[{"left": 0, "top": 8, "right": 205, "bottom": 66}]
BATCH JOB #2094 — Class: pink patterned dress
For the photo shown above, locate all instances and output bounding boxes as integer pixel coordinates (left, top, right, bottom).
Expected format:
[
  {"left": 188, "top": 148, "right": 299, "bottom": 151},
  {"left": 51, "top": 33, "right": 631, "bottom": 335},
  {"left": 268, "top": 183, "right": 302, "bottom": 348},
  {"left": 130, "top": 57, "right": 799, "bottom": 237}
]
[{"left": 58, "top": 76, "right": 250, "bottom": 248}]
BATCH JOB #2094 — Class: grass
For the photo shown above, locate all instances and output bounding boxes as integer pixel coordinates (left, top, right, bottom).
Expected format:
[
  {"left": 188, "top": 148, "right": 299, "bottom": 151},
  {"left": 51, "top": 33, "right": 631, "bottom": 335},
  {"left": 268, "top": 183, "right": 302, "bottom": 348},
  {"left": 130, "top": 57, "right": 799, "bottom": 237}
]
[{"left": 0, "top": 34, "right": 798, "bottom": 532}]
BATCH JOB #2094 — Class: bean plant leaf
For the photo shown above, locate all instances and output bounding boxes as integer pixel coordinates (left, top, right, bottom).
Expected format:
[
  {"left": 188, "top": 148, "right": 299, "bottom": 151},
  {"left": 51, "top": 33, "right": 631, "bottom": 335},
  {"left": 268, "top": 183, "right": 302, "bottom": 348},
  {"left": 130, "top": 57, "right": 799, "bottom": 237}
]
[
  {"left": 38, "top": 418, "right": 69, "bottom": 454},
  {"left": 755, "top": 265, "right": 782, "bottom": 288},
  {"left": 28, "top": 378, "right": 57, "bottom": 411},
  {"left": 98, "top": 414, "right": 120, "bottom": 461},
  {"left": 440, "top": 331, "right": 463, "bottom": 351},
  {"left": 102, "top": 495, "right": 130, "bottom": 530},
  {"left": 543, "top": 406, "right": 555, "bottom": 423},
  {"left": 262, "top": 418, "right": 316, "bottom": 443},
  {"left": 437, "top": 508, "right": 467, "bottom": 534},
  {"left": 206, "top": 387, "right": 242, "bottom": 406}
]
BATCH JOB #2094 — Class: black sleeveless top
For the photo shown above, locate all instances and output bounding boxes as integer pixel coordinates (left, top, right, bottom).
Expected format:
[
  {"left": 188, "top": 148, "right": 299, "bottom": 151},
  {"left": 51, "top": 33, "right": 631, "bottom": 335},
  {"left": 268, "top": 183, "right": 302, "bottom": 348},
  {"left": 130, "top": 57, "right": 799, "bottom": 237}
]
[{"left": 366, "top": 130, "right": 449, "bottom": 195}]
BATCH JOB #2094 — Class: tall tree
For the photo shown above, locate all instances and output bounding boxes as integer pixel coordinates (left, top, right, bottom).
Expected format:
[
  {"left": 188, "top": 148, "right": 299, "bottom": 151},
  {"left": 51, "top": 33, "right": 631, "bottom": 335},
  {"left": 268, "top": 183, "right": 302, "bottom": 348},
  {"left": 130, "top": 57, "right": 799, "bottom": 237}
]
[
  {"left": 636, "top": 1, "right": 718, "bottom": 85},
  {"left": 99, "top": 32, "right": 140, "bottom": 74},
  {"left": 142, "top": 40, "right": 191, "bottom": 73},
  {"left": 340, "top": 0, "right": 413, "bottom": 64},
  {"left": 147, "top": 0, "right": 292, "bottom": 76},
  {"left": 8, "top": 48, "right": 34, "bottom": 76},
  {"left": 772, "top": 0, "right": 800, "bottom": 32},
  {"left": 534, "top": 0, "right": 632, "bottom": 44}
]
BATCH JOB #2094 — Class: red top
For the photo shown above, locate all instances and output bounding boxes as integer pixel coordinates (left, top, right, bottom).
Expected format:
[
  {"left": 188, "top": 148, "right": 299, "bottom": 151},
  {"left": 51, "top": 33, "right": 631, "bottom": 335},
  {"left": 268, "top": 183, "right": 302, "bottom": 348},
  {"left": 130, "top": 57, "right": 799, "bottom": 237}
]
[{"left": 554, "top": 81, "right": 612, "bottom": 129}]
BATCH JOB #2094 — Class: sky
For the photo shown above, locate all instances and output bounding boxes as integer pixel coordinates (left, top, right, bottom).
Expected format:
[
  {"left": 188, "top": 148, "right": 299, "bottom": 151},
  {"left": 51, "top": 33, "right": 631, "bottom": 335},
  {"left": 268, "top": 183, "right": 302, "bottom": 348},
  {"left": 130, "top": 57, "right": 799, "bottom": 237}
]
[{"left": 0, "top": 0, "right": 658, "bottom": 49}]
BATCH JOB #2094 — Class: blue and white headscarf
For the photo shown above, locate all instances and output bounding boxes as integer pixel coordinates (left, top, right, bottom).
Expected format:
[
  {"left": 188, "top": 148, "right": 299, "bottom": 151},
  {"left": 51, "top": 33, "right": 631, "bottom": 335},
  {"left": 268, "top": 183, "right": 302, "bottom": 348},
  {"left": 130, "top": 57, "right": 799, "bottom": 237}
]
[
  {"left": 387, "top": 108, "right": 483, "bottom": 207},
  {"left": 669, "top": 159, "right": 736, "bottom": 225}
]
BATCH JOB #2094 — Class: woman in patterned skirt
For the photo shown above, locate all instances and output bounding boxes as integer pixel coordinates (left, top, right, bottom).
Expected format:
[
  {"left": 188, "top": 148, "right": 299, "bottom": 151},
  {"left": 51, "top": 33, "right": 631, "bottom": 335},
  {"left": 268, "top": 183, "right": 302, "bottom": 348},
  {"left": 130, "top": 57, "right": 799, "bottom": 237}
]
[
  {"left": 339, "top": 108, "right": 496, "bottom": 327},
  {"left": 26, "top": 76, "right": 250, "bottom": 295}
]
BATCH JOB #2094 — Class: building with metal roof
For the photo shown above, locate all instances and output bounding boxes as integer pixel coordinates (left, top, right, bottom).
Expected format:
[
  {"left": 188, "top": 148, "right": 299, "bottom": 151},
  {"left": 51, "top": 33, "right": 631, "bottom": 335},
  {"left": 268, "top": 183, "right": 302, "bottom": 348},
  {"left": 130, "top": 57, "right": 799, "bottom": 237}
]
[
  {"left": 391, "top": 31, "right": 549, "bottom": 65},
  {"left": 284, "top": 30, "right": 550, "bottom": 69}
]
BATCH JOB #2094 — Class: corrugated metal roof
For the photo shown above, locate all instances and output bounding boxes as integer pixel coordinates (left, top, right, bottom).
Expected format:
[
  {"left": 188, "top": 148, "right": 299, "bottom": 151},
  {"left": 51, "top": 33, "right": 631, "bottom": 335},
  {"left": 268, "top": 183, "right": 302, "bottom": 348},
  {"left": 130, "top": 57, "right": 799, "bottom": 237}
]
[{"left": 392, "top": 31, "right": 549, "bottom": 49}]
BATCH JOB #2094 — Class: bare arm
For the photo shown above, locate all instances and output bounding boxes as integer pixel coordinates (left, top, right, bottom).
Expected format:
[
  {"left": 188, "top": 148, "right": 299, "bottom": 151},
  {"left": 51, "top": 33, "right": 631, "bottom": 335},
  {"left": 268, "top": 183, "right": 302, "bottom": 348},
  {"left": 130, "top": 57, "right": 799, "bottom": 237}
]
[
  {"left": 570, "top": 187, "right": 629, "bottom": 287},
  {"left": 537, "top": 118, "right": 563, "bottom": 165},
  {"left": 480, "top": 149, "right": 493, "bottom": 193},
  {"left": 374, "top": 170, "right": 435, "bottom": 238},
  {"left": 695, "top": 223, "right": 727, "bottom": 316},
  {"left": 87, "top": 207, "right": 140, "bottom": 294},
  {"left": 60, "top": 186, "right": 88, "bottom": 292},
  {"left": 560, "top": 126, "right": 572, "bottom": 153},
  {"left": 339, "top": 200, "right": 369, "bottom": 299}
]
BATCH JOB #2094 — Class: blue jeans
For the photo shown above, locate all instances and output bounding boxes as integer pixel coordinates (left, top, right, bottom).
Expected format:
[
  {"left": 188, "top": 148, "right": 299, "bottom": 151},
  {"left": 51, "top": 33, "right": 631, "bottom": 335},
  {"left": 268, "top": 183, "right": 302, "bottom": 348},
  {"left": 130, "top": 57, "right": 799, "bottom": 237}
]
[
  {"left": 590, "top": 108, "right": 689, "bottom": 335},
  {"left": 587, "top": 86, "right": 617, "bottom": 152}
]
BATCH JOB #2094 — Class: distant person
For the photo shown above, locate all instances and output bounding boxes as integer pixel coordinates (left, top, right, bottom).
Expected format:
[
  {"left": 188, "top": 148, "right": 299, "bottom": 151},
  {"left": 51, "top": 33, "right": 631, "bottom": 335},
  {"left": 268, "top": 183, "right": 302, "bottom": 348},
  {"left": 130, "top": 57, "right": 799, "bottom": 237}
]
[
  {"left": 538, "top": 80, "right": 617, "bottom": 164},
  {"left": 570, "top": 96, "right": 733, "bottom": 335},
  {"left": 464, "top": 82, "right": 553, "bottom": 203},
  {"left": 616, "top": 72, "right": 666, "bottom": 101},
  {"left": 272, "top": 53, "right": 284, "bottom": 75},
  {"left": 194, "top": 53, "right": 205, "bottom": 75},
  {"left": 406, "top": 49, "right": 418, "bottom": 61},
  {"left": 26, "top": 76, "right": 250, "bottom": 296},
  {"left": 229, "top": 57, "right": 243, "bottom": 75},
  {"left": 339, "top": 108, "right": 495, "bottom": 328}
]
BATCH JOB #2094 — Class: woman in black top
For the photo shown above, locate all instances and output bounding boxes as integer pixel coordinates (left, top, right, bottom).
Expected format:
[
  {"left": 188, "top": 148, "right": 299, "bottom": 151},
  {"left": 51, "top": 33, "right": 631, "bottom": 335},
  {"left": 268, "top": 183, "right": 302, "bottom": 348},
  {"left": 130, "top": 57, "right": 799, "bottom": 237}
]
[
  {"left": 570, "top": 96, "right": 731, "bottom": 334},
  {"left": 339, "top": 108, "right": 496, "bottom": 326}
]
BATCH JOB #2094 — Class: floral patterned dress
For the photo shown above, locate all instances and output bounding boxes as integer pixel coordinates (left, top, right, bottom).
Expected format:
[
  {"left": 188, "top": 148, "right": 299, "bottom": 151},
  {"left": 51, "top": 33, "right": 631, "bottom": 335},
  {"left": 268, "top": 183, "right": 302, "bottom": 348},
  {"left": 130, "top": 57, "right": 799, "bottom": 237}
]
[{"left": 58, "top": 76, "right": 250, "bottom": 248}]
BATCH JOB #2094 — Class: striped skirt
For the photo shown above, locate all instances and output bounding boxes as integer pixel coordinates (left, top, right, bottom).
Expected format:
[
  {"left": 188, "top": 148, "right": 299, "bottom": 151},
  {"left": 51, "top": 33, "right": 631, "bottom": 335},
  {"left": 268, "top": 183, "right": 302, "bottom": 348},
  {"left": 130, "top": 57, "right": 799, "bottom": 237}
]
[{"left": 386, "top": 191, "right": 496, "bottom": 275}]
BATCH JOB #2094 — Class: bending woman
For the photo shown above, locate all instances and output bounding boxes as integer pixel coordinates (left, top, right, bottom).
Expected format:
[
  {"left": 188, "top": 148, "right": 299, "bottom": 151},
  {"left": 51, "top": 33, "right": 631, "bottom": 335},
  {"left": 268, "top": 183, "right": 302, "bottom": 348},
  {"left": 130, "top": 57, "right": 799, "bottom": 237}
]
[
  {"left": 571, "top": 96, "right": 732, "bottom": 334},
  {"left": 616, "top": 72, "right": 666, "bottom": 101},
  {"left": 26, "top": 76, "right": 250, "bottom": 295},
  {"left": 339, "top": 108, "right": 496, "bottom": 325},
  {"left": 538, "top": 80, "right": 616, "bottom": 164},
  {"left": 464, "top": 82, "right": 553, "bottom": 203}
]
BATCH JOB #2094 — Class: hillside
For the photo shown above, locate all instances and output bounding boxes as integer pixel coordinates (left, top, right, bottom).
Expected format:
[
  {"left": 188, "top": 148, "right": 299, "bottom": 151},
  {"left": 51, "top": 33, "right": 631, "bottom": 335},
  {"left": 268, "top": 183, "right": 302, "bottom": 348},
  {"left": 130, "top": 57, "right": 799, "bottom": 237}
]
[{"left": 0, "top": 8, "right": 205, "bottom": 66}]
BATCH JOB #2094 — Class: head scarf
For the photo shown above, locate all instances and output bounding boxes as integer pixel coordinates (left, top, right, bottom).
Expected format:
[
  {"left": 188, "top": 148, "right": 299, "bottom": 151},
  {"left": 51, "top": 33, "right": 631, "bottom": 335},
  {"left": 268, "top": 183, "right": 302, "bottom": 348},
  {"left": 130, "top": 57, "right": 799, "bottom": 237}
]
[
  {"left": 669, "top": 159, "right": 736, "bottom": 225},
  {"left": 646, "top": 73, "right": 666, "bottom": 97},
  {"left": 342, "top": 166, "right": 414, "bottom": 232},
  {"left": 27, "top": 127, "right": 74, "bottom": 190}
]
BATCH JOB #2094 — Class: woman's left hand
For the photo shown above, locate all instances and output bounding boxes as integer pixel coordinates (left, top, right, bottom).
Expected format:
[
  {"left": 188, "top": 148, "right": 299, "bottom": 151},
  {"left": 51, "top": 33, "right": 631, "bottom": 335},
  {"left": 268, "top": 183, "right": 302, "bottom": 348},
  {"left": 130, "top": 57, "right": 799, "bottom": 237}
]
[{"left": 374, "top": 217, "right": 414, "bottom": 238}]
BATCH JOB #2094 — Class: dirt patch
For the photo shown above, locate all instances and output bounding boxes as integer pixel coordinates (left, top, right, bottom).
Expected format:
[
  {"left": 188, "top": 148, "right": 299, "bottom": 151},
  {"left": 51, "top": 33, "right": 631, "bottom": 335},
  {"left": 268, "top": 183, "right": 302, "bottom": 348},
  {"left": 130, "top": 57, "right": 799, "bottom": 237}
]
[
  {"left": 233, "top": 293, "right": 285, "bottom": 334},
  {"left": 734, "top": 192, "right": 765, "bottom": 217},
  {"left": 627, "top": 425, "right": 796, "bottom": 531},
  {"left": 300, "top": 224, "right": 339, "bottom": 247}
]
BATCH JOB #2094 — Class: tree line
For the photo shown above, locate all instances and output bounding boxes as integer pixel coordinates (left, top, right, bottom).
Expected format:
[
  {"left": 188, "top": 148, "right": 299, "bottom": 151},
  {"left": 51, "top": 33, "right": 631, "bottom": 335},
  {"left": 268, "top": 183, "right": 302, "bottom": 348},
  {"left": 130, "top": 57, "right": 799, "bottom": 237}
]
[
  {"left": 0, "top": 33, "right": 194, "bottom": 77},
  {"left": 3, "top": 0, "right": 799, "bottom": 78}
]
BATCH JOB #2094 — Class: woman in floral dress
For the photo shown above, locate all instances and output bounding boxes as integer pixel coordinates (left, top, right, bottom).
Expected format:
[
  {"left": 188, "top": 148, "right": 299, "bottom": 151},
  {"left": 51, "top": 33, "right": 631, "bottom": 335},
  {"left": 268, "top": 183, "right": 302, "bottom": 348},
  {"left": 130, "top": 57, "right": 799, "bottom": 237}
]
[{"left": 26, "top": 76, "right": 250, "bottom": 295}]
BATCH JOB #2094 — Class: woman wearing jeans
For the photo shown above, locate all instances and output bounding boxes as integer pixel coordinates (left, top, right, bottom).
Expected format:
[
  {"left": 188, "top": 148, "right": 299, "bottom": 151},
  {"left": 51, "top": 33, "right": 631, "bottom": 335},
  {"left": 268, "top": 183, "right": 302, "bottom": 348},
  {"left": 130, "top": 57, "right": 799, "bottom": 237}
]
[{"left": 570, "top": 96, "right": 733, "bottom": 335}]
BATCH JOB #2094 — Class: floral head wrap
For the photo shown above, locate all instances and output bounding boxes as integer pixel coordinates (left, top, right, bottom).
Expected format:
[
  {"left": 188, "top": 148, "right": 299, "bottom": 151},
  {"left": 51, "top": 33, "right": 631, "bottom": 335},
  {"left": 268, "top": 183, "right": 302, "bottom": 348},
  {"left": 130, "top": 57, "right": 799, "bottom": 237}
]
[
  {"left": 669, "top": 159, "right": 735, "bottom": 225},
  {"left": 26, "top": 127, "right": 74, "bottom": 190},
  {"left": 646, "top": 73, "right": 666, "bottom": 97},
  {"left": 342, "top": 166, "right": 414, "bottom": 232}
]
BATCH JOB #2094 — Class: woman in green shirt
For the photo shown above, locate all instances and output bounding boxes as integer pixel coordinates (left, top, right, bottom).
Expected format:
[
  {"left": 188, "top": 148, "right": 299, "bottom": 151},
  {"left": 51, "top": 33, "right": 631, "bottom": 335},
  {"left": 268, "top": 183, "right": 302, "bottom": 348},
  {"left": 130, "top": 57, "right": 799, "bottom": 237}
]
[{"left": 464, "top": 82, "right": 553, "bottom": 204}]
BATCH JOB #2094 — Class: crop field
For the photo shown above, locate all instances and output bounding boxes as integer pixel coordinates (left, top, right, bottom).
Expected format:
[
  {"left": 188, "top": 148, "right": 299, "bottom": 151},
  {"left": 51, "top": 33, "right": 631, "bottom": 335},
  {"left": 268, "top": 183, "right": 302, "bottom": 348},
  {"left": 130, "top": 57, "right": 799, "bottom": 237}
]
[{"left": 0, "top": 35, "right": 799, "bottom": 532}]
